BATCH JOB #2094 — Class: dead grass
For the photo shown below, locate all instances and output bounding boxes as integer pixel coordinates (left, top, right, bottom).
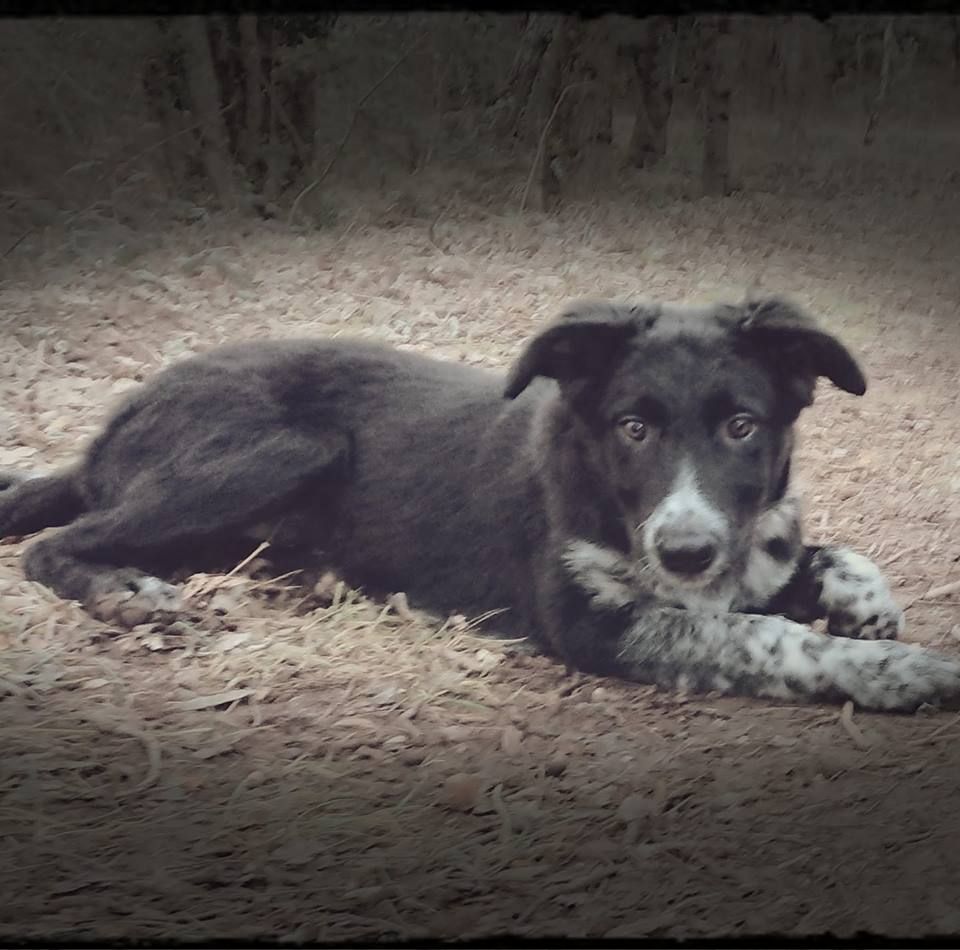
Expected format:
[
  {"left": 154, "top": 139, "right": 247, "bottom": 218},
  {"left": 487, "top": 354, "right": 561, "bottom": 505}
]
[{"left": 1, "top": 166, "right": 959, "bottom": 941}]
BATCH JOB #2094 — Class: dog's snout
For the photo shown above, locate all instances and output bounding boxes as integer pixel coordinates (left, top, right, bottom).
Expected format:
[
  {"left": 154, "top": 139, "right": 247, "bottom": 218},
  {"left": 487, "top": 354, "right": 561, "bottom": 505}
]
[{"left": 655, "top": 535, "right": 719, "bottom": 577}]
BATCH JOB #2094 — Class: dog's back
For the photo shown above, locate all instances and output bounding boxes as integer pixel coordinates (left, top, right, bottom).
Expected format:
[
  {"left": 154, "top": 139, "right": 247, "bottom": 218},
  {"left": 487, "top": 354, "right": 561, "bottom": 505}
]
[{"left": 1, "top": 338, "right": 554, "bottom": 632}]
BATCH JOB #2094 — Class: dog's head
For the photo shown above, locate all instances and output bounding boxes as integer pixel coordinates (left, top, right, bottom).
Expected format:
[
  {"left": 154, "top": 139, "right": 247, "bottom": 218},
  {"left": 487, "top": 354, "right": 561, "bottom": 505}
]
[{"left": 504, "top": 296, "right": 865, "bottom": 602}]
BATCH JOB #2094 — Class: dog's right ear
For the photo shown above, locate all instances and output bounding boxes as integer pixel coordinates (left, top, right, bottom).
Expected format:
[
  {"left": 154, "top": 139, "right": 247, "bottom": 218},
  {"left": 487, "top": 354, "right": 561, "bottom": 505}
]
[{"left": 503, "top": 299, "right": 654, "bottom": 399}]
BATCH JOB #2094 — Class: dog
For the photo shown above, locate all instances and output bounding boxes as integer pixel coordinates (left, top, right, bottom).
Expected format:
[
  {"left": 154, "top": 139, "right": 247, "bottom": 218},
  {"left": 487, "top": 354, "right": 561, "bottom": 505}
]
[{"left": 1, "top": 296, "right": 958, "bottom": 713}]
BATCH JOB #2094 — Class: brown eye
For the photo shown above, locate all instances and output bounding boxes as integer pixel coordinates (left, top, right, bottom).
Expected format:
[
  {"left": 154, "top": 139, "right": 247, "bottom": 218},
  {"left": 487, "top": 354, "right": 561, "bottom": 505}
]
[
  {"left": 620, "top": 417, "right": 648, "bottom": 442},
  {"left": 726, "top": 413, "right": 757, "bottom": 440}
]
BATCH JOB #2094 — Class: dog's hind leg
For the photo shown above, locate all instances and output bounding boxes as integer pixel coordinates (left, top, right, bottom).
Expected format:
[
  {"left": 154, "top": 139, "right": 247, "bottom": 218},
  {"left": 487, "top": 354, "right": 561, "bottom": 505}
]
[
  {"left": 20, "top": 428, "right": 350, "bottom": 625},
  {"left": 0, "top": 469, "right": 85, "bottom": 538}
]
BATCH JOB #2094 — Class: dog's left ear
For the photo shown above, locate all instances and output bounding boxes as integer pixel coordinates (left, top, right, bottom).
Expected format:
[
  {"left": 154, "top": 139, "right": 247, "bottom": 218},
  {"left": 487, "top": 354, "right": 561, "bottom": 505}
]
[
  {"left": 504, "top": 299, "right": 653, "bottom": 399},
  {"left": 736, "top": 297, "right": 867, "bottom": 400}
]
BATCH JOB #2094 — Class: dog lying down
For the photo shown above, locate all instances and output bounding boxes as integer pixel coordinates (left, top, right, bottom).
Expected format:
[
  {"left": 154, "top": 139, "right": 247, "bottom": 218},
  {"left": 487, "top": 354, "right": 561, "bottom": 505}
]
[{"left": 1, "top": 296, "right": 956, "bottom": 713}]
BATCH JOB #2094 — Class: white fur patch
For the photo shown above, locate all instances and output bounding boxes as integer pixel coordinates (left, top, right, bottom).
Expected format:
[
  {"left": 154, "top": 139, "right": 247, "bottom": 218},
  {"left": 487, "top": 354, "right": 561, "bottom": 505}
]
[
  {"left": 561, "top": 540, "right": 634, "bottom": 610},
  {"left": 655, "top": 584, "right": 736, "bottom": 614},
  {"left": 737, "top": 496, "right": 803, "bottom": 609},
  {"left": 131, "top": 575, "right": 184, "bottom": 613}
]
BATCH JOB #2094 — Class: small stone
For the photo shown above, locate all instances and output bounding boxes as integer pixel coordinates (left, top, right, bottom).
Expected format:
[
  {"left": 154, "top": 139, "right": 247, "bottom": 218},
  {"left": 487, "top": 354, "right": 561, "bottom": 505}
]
[{"left": 545, "top": 756, "right": 568, "bottom": 777}]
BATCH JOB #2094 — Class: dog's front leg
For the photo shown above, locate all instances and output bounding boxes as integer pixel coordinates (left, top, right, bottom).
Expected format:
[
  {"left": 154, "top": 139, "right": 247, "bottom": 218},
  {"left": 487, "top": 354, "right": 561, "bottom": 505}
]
[
  {"left": 549, "top": 545, "right": 954, "bottom": 712},
  {"left": 607, "top": 606, "right": 957, "bottom": 713}
]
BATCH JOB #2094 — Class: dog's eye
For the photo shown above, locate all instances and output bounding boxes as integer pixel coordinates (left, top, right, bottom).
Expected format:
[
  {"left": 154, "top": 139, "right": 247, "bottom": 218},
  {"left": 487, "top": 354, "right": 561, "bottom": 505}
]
[
  {"left": 726, "top": 413, "right": 757, "bottom": 440},
  {"left": 619, "top": 417, "right": 648, "bottom": 442}
]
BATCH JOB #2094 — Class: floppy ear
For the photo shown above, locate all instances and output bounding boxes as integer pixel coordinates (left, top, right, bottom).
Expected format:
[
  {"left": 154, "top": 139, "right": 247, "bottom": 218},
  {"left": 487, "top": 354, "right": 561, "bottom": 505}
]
[
  {"left": 736, "top": 296, "right": 867, "bottom": 401},
  {"left": 503, "top": 299, "right": 652, "bottom": 399}
]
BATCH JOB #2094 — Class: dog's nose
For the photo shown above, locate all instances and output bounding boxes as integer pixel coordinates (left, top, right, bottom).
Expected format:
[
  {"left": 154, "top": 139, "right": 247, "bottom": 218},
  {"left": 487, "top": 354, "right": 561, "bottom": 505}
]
[{"left": 656, "top": 538, "right": 718, "bottom": 577}]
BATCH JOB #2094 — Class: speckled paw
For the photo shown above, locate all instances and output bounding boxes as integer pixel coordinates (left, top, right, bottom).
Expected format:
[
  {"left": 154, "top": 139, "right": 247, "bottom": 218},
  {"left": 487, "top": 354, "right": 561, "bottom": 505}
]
[
  {"left": 816, "top": 548, "right": 904, "bottom": 641},
  {"left": 87, "top": 572, "right": 184, "bottom": 627}
]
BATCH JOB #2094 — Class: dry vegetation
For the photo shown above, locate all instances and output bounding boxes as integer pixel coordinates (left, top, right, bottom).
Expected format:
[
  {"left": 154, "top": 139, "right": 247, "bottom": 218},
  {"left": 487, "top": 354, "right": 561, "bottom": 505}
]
[{"left": 1, "top": 12, "right": 960, "bottom": 944}]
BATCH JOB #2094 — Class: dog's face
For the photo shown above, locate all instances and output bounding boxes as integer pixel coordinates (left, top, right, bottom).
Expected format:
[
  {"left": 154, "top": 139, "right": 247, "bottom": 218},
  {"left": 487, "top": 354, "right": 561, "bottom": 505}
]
[{"left": 505, "top": 297, "right": 866, "bottom": 604}]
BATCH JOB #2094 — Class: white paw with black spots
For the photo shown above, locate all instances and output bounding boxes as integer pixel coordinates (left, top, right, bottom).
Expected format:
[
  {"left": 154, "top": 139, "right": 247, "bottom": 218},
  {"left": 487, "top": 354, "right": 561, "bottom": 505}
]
[
  {"left": 562, "top": 540, "right": 635, "bottom": 610},
  {"left": 88, "top": 571, "right": 184, "bottom": 627},
  {"left": 816, "top": 548, "right": 904, "bottom": 641}
]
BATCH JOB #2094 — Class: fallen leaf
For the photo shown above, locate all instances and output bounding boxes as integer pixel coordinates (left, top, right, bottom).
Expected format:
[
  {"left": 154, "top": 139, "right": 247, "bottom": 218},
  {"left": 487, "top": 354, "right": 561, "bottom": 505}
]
[
  {"left": 270, "top": 839, "right": 324, "bottom": 867},
  {"left": 617, "top": 793, "right": 653, "bottom": 823},
  {"left": 174, "top": 688, "right": 254, "bottom": 711},
  {"left": 501, "top": 724, "right": 524, "bottom": 755},
  {"left": 217, "top": 631, "right": 251, "bottom": 652},
  {"left": 442, "top": 772, "right": 487, "bottom": 811}
]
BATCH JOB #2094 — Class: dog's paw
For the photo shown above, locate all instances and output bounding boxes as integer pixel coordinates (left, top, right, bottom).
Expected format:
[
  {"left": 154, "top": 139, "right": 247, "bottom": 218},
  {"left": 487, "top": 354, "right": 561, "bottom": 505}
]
[
  {"left": 87, "top": 571, "right": 184, "bottom": 627},
  {"left": 562, "top": 539, "right": 635, "bottom": 610},
  {"left": 815, "top": 547, "right": 904, "bottom": 641},
  {"left": 836, "top": 637, "right": 960, "bottom": 712}
]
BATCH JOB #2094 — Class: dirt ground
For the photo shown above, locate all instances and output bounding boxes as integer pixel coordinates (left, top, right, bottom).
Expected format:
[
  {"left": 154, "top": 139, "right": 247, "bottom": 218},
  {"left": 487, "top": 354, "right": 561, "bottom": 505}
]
[{"left": 1, "top": 159, "right": 959, "bottom": 942}]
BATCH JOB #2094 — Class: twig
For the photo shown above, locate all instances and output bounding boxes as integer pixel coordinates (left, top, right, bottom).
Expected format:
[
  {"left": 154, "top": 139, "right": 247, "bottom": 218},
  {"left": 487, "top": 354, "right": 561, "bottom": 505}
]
[
  {"left": 519, "top": 80, "right": 593, "bottom": 213},
  {"left": 840, "top": 700, "right": 870, "bottom": 749},
  {"left": 288, "top": 43, "right": 420, "bottom": 227},
  {"left": 223, "top": 541, "right": 271, "bottom": 580},
  {"left": 427, "top": 193, "right": 458, "bottom": 253},
  {"left": 2, "top": 232, "right": 30, "bottom": 259},
  {"left": 922, "top": 579, "right": 960, "bottom": 601}
]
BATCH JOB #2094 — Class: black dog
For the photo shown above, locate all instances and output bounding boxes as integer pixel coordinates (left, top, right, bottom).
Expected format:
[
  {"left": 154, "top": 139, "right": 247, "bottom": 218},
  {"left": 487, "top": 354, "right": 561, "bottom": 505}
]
[{"left": 2, "top": 296, "right": 957, "bottom": 712}]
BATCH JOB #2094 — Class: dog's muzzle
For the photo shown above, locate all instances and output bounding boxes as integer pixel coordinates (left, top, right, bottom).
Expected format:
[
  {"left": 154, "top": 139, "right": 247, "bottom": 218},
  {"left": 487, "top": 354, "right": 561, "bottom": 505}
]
[{"left": 642, "top": 465, "right": 730, "bottom": 584}]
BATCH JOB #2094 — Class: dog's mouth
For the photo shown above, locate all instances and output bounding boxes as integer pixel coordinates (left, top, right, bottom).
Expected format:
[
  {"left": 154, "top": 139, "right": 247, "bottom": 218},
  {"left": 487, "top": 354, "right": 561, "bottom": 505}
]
[
  {"left": 641, "top": 546, "right": 736, "bottom": 614},
  {"left": 562, "top": 538, "right": 736, "bottom": 614}
]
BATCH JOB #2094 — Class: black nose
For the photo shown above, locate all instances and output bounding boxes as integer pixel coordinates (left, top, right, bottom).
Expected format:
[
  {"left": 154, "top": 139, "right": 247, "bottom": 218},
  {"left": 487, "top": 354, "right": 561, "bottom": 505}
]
[{"left": 657, "top": 541, "right": 718, "bottom": 577}]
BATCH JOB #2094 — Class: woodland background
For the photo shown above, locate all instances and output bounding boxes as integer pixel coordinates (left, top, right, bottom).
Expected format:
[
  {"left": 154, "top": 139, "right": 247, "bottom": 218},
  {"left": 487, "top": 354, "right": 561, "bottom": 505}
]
[{"left": 2, "top": 13, "right": 957, "bottom": 250}]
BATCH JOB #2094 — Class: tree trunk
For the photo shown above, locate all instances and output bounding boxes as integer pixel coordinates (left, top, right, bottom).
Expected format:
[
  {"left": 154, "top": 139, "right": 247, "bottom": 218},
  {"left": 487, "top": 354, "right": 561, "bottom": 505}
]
[
  {"left": 521, "top": 16, "right": 577, "bottom": 210},
  {"left": 698, "top": 16, "right": 734, "bottom": 196},
  {"left": 953, "top": 16, "right": 960, "bottom": 82},
  {"left": 141, "top": 21, "right": 191, "bottom": 187},
  {"left": 625, "top": 16, "right": 677, "bottom": 169},
  {"left": 863, "top": 19, "right": 894, "bottom": 146},
  {"left": 523, "top": 16, "right": 574, "bottom": 147},
  {"left": 238, "top": 15, "right": 264, "bottom": 176},
  {"left": 179, "top": 15, "right": 236, "bottom": 210},
  {"left": 263, "top": 24, "right": 282, "bottom": 202},
  {"left": 558, "top": 17, "right": 619, "bottom": 194},
  {"left": 492, "top": 13, "right": 552, "bottom": 136}
]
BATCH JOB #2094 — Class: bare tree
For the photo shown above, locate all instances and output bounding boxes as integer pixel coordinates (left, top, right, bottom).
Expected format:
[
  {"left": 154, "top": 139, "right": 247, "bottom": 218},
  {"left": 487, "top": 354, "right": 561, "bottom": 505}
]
[
  {"left": 863, "top": 19, "right": 895, "bottom": 146},
  {"left": 521, "top": 16, "right": 575, "bottom": 148},
  {"left": 238, "top": 15, "right": 264, "bottom": 175},
  {"left": 492, "top": 14, "right": 553, "bottom": 137},
  {"left": 624, "top": 16, "right": 677, "bottom": 169},
  {"left": 179, "top": 16, "right": 236, "bottom": 209},
  {"left": 698, "top": 15, "right": 735, "bottom": 196},
  {"left": 953, "top": 16, "right": 960, "bottom": 81},
  {"left": 141, "top": 20, "right": 192, "bottom": 186},
  {"left": 520, "top": 16, "right": 578, "bottom": 209}
]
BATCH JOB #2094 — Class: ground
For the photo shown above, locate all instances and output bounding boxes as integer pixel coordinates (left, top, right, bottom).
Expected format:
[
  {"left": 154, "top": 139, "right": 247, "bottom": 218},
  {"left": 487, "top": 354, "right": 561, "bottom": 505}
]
[{"left": 1, "top": 163, "right": 959, "bottom": 942}]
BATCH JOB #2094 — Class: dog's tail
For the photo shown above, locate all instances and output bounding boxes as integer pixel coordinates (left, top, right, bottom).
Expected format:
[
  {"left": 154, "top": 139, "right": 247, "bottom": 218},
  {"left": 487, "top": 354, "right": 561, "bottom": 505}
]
[{"left": 0, "top": 468, "right": 86, "bottom": 538}]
